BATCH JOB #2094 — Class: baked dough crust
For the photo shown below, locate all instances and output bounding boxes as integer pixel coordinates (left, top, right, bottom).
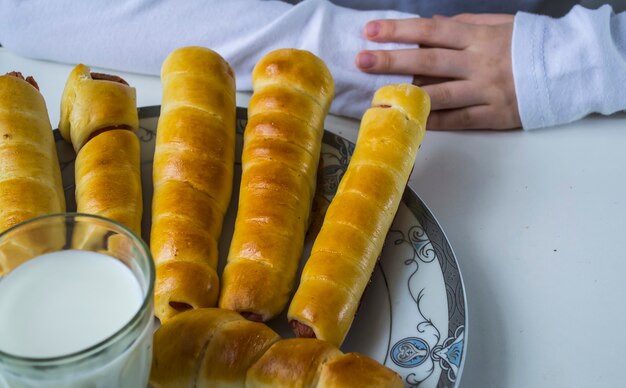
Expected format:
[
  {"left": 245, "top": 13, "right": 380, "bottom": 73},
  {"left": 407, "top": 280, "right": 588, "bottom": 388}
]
[
  {"left": 288, "top": 84, "right": 431, "bottom": 346},
  {"left": 219, "top": 48, "right": 334, "bottom": 321},
  {"left": 151, "top": 46, "right": 236, "bottom": 322}
]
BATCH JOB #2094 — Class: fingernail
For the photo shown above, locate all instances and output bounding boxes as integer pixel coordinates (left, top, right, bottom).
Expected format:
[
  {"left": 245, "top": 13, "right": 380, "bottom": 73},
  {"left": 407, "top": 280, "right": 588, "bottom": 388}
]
[
  {"left": 357, "top": 52, "right": 377, "bottom": 69},
  {"left": 365, "top": 22, "right": 381, "bottom": 38}
]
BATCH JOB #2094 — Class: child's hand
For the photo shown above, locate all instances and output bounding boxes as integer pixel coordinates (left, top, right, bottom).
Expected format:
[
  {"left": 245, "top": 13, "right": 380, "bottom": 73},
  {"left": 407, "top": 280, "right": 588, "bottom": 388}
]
[{"left": 356, "top": 14, "right": 521, "bottom": 130}]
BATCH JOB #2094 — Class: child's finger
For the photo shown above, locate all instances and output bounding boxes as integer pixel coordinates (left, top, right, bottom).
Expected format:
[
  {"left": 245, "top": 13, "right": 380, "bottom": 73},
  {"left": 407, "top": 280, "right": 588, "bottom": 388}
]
[
  {"left": 356, "top": 48, "right": 470, "bottom": 78},
  {"left": 435, "top": 13, "right": 514, "bottom": 26},
  {"left": 422, "top": 81, "right": 486, "bottom": 110},
  {"left": 426, "top": 105, "right": 501, "bottom": 130},
  {"left": 363, "top": 18, "right": 475, "bottom": 49},
  {"left": 412, "top": 75, "right": 452, "bottom": 87}
]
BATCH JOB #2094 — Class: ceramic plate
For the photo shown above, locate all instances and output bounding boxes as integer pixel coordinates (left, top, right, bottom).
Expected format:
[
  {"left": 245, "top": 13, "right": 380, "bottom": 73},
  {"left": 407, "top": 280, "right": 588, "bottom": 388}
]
[{"left": 55, "top": 106, "right": 467, "bottom": 388}]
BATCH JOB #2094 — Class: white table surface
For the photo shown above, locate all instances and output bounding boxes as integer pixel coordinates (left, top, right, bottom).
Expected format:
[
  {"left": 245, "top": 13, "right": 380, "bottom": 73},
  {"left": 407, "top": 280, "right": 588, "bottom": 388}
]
[{"left": 3, "top": 48, "right": 626, "bottom": 388}]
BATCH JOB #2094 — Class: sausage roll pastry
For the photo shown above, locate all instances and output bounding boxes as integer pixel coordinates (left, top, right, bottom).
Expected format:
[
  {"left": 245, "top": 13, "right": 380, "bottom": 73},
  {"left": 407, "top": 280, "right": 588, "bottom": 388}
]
[
  {"left": 0, "top": 72, "right": 65, "bottom": 273},
  {"left": 60, "top": 64, "right": 138, "bottom": 152},
  {"left": 151, "top": 46, "right": 236, "bottom": 322},
  {"left": 245, "top": 338, "right": 341, "bottom": 387},
  {"left": 316, "top": 352, "right": 403, "bottom": 388},
  {"left": 150, "top": 308, "right": 403, "bottom": 388},
  {"left": 219, "top": 48, "right": 334, "bottom": 322},
  {"left": 0, "top": 72, "right": 65, "bottom": 230},
  {"left": 288, "top": 84, "right": 431, "bottom": 347},
  {"left": 249, "top": 344, "right": 403, "bottom": 388},
  {"left": 60, "top": 65, "right": 142, "bottom": 236},
  {"left": 150, "top": 308, "right": 280, "bottom": 388}
]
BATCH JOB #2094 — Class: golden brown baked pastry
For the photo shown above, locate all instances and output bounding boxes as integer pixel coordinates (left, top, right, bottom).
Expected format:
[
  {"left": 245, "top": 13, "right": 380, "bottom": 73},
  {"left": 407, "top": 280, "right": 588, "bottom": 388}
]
[
  {"left": 149, "top": 308, "right": 402, "bottom": 388},
  {"left": 219, "top": 48, "right": 334, "bottom": 322},
  {"left": 150, "top": 308, "right": 280, "bottom": 388},
  {"left": 60, "top": 64, "right": 141, "bottom": 237},
  {"left": 288, "top": 84, "right": 431, "bottom": 347},
  {"left": 151, "top": 46, "right": 236, "bottom": 322},
  {"left": 74, "top": 129, "right": 142, "bottom": 234},
  {"left": 0, "top": 73, "right": 65, "bottom": 231},
  {"left": 317, "top": 353, "right": 404, "bottom": 388},
  {"left": 59, "top": 64, "right": 138, "bottom": 152},
  {"left": 246, "top": 338, "right": 341, "bottom": 387},
  {"left": 0, "top": 72, "right": 65, "bottom": 273}
]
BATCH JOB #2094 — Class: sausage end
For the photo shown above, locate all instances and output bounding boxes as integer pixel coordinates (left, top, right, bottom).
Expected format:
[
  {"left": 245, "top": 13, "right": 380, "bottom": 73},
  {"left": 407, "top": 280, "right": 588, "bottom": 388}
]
[{"left": 290, "top": 319, "right": 316, "bottom": 338}]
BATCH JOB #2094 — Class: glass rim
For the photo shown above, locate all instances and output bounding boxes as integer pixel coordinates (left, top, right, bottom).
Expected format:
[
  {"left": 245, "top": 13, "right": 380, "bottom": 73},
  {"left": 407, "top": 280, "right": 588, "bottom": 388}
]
[{"left": 0, "top": 212, "right": 155, "bottom": 366}]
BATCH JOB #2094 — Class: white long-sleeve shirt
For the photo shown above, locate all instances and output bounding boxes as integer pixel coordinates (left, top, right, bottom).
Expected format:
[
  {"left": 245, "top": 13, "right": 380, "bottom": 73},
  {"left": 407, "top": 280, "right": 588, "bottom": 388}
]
[
  {"left": 513, "top": 4, "right": 626, "bottom": 128},
  {"left": 1, "top": 0, "right": 625, "bottom": 129}
]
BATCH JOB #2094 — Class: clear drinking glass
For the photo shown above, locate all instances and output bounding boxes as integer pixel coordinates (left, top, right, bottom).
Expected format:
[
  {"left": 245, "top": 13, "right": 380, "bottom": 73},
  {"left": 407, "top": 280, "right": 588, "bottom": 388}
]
[{"left": 0, "top": 213, "right": 154, "bottom": 388}]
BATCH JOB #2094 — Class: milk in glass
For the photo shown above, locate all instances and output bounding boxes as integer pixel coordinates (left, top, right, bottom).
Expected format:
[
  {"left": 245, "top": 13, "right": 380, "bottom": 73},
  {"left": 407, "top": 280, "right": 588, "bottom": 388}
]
[{"left": 0, "top": 249, "right": 153, "bottom": 387}]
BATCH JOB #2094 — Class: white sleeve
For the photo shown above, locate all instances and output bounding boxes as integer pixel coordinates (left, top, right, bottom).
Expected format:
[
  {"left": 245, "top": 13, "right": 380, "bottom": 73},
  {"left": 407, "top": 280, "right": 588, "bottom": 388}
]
[
  {"left": 512, "top": 4, "right": 626, "bottom": 129},
  {"left": 0, "top": 0, "right": 415, "bottom": 119}
]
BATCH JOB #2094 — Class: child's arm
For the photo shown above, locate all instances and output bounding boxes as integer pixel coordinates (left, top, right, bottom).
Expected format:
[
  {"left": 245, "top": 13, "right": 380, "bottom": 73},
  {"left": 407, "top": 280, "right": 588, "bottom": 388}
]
[
  {"left": 357, "top": 5, "right": 626, "bottom": 130},
  {"left": 512, "top": 5, "right": 626, "bottom": 129}
]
